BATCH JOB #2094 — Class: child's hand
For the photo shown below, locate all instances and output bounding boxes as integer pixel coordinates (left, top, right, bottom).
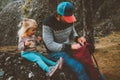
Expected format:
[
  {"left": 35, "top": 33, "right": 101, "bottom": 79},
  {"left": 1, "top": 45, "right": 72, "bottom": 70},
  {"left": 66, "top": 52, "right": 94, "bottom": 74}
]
[
  {"left": 37, "top": 36, "right": 42, "bottom": 42},
  {"left": 24, "top": 41, "right": 31, "bottom": 47},
  {"left": 71, "top": 43, "right": 81, "bottom": 50}
]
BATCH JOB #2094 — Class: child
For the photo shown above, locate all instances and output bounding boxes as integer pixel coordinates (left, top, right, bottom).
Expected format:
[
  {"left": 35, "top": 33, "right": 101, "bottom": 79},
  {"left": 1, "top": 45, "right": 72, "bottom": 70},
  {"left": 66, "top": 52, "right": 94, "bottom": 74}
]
[{"left": 18, "top": 18, "right": 63, "bottom": 77}]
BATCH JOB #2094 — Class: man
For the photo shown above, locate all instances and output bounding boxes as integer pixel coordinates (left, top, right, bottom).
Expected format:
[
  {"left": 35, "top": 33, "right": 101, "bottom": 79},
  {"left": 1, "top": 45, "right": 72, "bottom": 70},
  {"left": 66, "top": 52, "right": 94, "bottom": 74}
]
[{"left": 42, "top": 1, "right": 90, "bottom": 80}]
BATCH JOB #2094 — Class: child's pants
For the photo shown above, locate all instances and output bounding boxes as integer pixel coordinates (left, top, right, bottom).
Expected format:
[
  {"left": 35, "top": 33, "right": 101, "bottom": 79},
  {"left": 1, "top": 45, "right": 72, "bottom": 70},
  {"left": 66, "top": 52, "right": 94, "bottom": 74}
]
[
  {"left": 21, "top": 51, "right": 56, "bottom": 72},
  {"left": 72, "top": 43, "right": 100, "bottom": 80}
]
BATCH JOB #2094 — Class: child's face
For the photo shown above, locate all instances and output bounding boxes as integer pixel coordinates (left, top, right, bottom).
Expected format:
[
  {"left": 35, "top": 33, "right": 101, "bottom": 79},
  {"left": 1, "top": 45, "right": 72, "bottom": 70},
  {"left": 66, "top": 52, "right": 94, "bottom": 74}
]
[{"left": 27, "top": 26, "right": 37, "bottom": 36}]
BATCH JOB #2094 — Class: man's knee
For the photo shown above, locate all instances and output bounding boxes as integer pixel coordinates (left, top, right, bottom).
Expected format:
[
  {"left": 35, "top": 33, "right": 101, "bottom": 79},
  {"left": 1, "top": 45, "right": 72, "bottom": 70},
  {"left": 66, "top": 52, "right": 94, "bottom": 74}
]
[{"left": 58, "top": 52, "right": 70, "bottom": 58}]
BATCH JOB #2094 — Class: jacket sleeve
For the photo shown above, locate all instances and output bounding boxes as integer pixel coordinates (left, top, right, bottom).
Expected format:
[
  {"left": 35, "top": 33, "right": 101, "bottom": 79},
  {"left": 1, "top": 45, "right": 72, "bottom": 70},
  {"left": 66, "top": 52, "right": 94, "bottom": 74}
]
[
  {"left": 72, "top": 26, "right": 80, "bottom": 42},
  {"left": 42, "top": 25, "right": 64, "bottom": 52},
  {"left": 18, "top": 38, "right": 25, "bottom": 51}
]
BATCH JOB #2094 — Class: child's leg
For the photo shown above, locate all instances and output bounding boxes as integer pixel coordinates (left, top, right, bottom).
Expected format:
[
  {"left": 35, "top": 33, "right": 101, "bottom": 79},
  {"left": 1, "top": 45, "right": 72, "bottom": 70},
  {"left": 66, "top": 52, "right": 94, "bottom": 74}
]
[
  {"left": 21, "top": 51, "right": 50, "bottom": 72},
  {"left": 35, "top": 52, "right": 56, "bottom": 66}
]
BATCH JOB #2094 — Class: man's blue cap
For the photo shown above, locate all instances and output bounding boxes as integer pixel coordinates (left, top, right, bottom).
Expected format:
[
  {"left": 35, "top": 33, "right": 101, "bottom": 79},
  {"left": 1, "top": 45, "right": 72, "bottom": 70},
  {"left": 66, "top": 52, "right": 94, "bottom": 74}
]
[
  {"left": 57, "top": 2, "right": 74, "bottom": 16},
  {"left": 57, "top": 2, "right": 76, "bottom": 23}
]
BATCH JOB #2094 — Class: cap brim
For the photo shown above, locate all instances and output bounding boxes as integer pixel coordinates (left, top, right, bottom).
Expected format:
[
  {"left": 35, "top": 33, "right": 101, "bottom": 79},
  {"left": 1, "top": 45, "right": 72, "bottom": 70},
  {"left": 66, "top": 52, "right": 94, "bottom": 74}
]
[{"left": 63, "top": 14, "right": 76, "bottom": 23}]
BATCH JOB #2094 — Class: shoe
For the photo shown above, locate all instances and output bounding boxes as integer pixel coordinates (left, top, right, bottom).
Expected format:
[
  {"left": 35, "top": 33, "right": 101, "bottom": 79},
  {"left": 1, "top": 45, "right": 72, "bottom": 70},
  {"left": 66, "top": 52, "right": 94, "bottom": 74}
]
[
  {"left": 46, "top": 63, "right": 59, "bottom": 77},
  {"left": 57, "top": 57, "right": 63, "bottom": 69}
]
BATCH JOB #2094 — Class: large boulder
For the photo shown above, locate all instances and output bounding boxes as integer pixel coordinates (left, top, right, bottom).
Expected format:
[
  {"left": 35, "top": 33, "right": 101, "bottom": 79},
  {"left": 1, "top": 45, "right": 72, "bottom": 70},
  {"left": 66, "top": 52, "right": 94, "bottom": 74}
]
[
  {"left": 0, "top": 0, "right": 50, "bottom": 46},
  {"left": 0, "top": 0, "right": 22, "bottom": 46}
]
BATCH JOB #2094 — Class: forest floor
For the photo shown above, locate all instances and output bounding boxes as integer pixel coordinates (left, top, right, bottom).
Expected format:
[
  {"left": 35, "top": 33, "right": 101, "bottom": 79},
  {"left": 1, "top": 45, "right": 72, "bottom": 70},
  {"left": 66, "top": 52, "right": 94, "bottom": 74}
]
[
  {"left": 0, "top": 31, "right": 120, "bottom": 80},
  {"left": 94, "top": 31, "right": 120, "bottom": 80}
]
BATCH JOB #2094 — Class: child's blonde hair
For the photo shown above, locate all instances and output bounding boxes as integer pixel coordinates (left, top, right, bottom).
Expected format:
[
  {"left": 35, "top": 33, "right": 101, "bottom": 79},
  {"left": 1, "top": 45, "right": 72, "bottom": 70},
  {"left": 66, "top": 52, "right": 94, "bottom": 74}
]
[{"left": 18, "top": 18, "right": 37, "bottom": 41}]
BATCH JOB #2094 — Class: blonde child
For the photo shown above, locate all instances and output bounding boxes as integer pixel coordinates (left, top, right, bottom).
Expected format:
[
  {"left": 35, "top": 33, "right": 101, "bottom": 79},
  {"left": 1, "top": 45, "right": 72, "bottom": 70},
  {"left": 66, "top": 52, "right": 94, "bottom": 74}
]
[{"left": 18, "top": 18, "right": 63, "bottom": 77}]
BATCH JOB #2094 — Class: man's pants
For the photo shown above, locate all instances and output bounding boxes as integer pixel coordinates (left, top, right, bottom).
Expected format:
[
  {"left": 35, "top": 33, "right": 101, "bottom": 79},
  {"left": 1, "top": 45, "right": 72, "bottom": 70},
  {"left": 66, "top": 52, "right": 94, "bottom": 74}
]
[
  {"left": 48, "top": 51, "right": 90, "bottom": 80},
  {"left": 72, "top": 43, "right": 100, "bottom": 80}
]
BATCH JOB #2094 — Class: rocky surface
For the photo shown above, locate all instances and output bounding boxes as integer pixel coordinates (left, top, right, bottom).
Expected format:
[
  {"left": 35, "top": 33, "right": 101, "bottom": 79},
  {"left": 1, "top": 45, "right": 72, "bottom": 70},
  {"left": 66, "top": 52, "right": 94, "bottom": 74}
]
[
  {"left": 0, "top": 51, "right": 77, "bottom": 80},
  {"left": 0, "top": 0, "right": 50, "bottom": 46},
  {"left": 0, "top": 0, "right": 22, "bottom": 46}
]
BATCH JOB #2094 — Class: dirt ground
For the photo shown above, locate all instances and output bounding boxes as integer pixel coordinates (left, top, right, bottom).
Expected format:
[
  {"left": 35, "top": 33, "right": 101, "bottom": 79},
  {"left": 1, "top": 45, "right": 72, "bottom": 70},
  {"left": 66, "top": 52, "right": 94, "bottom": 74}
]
[
  {"left": 0, "top": 31, "right": 120, "bottom": 80},
  {"left": 94, "top": 31, "right": 120, "bottom": 80}
]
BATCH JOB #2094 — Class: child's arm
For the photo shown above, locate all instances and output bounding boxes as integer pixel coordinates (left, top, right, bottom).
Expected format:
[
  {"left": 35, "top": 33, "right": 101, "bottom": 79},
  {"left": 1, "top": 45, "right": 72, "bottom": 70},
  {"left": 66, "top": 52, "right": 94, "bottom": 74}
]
[
  {"left": 18, "top": 38, "right": 31, "bottom": 51},
  {"left": 37, "top": 36, "right": 42, "bottom": 42},
  {"left": 36, "top": 36, "right": 42, "bottom": 45},
  {"left": 18, "top": 39, "right": 25, "bottom": 51}
]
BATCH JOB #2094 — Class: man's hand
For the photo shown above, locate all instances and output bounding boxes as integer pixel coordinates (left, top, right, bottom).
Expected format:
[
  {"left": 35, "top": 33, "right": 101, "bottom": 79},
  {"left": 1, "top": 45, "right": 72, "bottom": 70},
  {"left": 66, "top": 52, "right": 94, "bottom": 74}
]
[
  {"left": 77, "top": 37, "right": 86, "bottom": 45},
  {"left": 71, "top": 43, "right": 81, "bottom": 50}
]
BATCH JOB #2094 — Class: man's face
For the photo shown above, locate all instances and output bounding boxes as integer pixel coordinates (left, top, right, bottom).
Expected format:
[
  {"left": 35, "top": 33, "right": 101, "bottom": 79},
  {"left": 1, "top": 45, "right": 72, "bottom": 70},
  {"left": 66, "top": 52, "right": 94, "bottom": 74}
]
[{"left": 60, "top": 16, "right": 68, "bottom": 23}]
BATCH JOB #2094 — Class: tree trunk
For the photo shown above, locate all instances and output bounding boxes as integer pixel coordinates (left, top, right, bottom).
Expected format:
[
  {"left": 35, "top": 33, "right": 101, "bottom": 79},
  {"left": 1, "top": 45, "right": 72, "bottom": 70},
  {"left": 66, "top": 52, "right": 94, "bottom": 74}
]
[{"left": 81, "top": 0, "right": 95, "bottom": 53}]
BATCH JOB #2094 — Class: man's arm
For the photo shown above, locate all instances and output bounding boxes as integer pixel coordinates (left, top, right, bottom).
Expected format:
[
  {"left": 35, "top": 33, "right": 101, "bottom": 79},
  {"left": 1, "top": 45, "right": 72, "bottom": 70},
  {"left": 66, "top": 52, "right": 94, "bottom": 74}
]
[
  {"left": 72, "top": 26, "right": 86, "bottom": 45},
  {"left": 42, "top": 25, "right": 64, "bottom": 52}
]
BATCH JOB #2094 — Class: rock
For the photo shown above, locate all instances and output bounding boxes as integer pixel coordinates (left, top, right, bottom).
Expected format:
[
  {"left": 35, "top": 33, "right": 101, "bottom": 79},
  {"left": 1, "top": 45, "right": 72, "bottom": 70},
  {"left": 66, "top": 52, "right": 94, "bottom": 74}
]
[
  {"left": 7, "top": 76, "right": 14, "bottom": 80},
  {"left": 28, "top": 71, "right": 34, "bottom": 78},
  {"left": 0, "top": 0, "right": 22, "bottom": 46},
  {"left": 0, "top": 69, "right": 4, "bottom": 77},
  {"left": 0, "top": 52, "right": 77, "bottom": 80},
  {"left": 0, "top": 0, "right": 50, "bottom": 46}
]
